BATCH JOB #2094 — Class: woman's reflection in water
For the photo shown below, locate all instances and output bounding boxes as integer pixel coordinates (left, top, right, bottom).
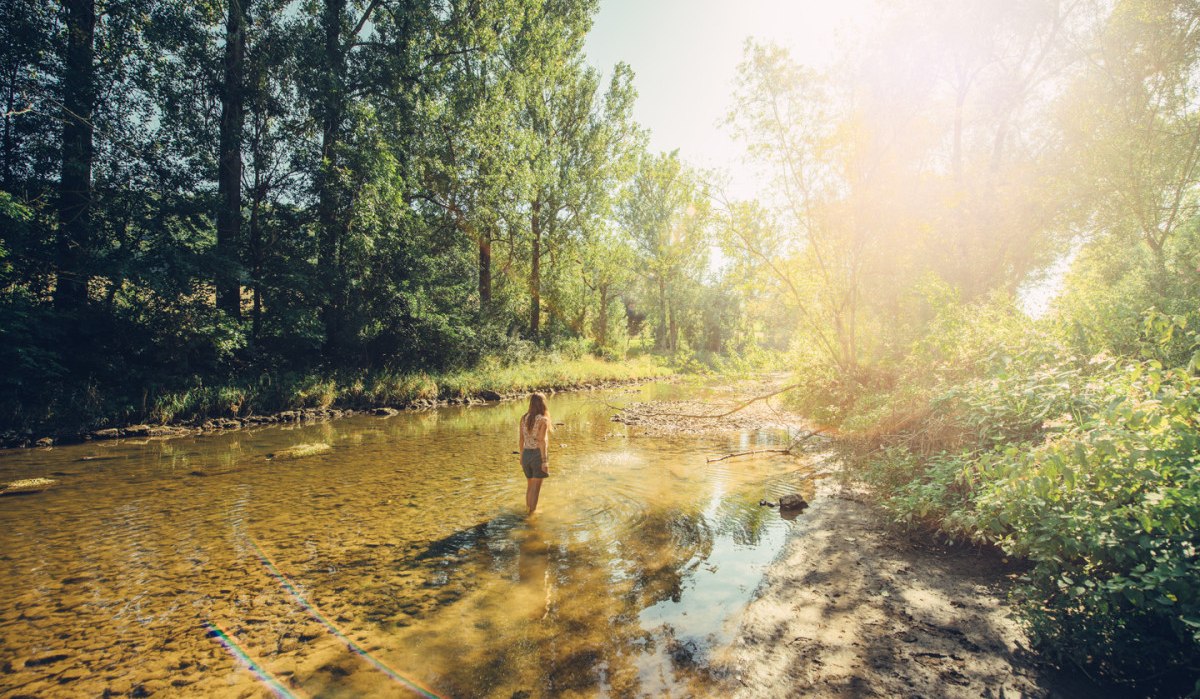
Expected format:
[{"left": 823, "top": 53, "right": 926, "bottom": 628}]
[{"left": 516, "top": 521, "right": 555, "bottom": 619}]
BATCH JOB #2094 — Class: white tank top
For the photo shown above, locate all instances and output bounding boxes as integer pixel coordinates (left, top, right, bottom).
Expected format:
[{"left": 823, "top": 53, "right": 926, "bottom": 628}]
[{"left": 520, "top": 414, "right": 547, "bottom": 449}]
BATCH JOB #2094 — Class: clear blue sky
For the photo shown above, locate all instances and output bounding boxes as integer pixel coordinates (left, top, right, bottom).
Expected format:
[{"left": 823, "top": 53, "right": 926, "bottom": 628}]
[{"left": 583, "top": 0, "right": 876, "bottom": 197}]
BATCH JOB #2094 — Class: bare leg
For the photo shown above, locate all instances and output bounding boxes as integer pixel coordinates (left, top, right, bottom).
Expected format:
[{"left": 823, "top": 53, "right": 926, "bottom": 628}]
[{"left": 526, "top": 477, "right": 544, "bottom": 514}]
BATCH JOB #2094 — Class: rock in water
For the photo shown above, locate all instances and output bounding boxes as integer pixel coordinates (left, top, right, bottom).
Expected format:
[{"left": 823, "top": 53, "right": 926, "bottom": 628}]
[
  {"left": 268, "top": 443, "right": 332, "bottom": 460},
  {"left": 478, "top": 390, "right": 503, "bottom": 402},
  {"left": 778, "top": 494, "right": 808, "bottom": 510},
  {"left": 1, "top": 477, "right": 59, "bottom": 495}
]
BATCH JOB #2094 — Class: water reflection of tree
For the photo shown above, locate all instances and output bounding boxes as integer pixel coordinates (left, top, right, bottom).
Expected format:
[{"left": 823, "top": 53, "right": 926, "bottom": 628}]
[
  {"left": 299, "top": 505, "right": 725, "bottom": 697},
  {"left": 620, "top": 508, "right": 713, "bottom": 605},
  {"left": 711, "top": 494, "right": 774, "bottom": 547},
  {"left": 229, "top": 389, "right": 783, "bottom": 696}
]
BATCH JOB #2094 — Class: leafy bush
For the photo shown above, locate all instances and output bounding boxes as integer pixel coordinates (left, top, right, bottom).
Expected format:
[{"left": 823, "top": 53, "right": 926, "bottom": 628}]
[
  {"left": 973, "top": 354, "right": 1200, "bottom": 682},
  {"left": 832, "top": 299, "right": 1200, "bottom": 688}
]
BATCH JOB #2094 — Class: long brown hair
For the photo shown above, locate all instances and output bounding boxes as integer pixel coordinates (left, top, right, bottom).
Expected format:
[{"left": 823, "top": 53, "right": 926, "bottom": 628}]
[{"left": 524, "top": 393, "right": 549, "bottom": 432}]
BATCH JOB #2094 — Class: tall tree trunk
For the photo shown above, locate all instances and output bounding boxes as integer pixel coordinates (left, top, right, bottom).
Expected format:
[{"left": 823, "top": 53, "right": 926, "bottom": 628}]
[
  {"left": 668, "top": 302, "right": 677, "bottom": 354},
  {"left": 655, "top": 276, "right": 667, "bottom": 350},
  {"left": 952, "top": 86, "right": 965, "bottom": 185},
  {"left": 249, "top": 178, "right": 264, "bottom": 340},
  {"left": 597, "top": 284, "right": 608, "bottom": 348},
  {"left": 56, "top": 0, "right": 95, "bottom": 312},
  {"left": 318, "top": 0, "right": 347, "bottom": 354},
  {"left": 530, "top": 199, "right": 541, "bottom": 340},
  {"left": 3, "top": 66, "right": 18, "bottom": 191},
  {"left": 952, "top": 80, "right": 974, "bottom": 295},
  {"left": 478, "top": 234, "right": 491, "bottom": 309},
  {"left": 216, "top": 0, "right": 246, "bottom": 319}
]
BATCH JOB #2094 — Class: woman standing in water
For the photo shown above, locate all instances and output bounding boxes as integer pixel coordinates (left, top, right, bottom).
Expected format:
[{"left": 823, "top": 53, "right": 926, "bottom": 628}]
[{"left": 518, "top": 393, "right": 551, "bottom": 514}]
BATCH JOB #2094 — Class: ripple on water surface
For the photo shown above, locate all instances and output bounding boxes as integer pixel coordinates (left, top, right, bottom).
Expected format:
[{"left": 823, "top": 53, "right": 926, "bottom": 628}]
[{"left": 0, "top": 382, "right": 815, "bottom": 697}]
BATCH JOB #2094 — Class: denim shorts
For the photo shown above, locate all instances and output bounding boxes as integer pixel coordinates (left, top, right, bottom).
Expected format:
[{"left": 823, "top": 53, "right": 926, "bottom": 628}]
[{"left": 521, "top": 448, "right": 548, "bottom": 478}]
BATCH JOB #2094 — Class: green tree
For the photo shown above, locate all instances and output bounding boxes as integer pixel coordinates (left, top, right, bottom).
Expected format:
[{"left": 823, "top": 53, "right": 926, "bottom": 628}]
[
  {"left": 619, "top": 150, "right": 710, "bottom": 354},
  {"left": 1060, "top": 0, "right": 1200, "bottom": 280},
  {"left": 508, "top": 0, "right": 639, "bottom": 343}
]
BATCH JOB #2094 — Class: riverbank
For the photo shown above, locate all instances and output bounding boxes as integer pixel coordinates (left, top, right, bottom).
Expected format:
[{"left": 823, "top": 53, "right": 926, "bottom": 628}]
[
  {"left": 612, "top": 380, "right": 1115, "bottom": 698},
  {"left": 2, "top": 356, "right": 672, "bottom": 449},
  {"left": 717, "top": 467, "right": 1117, "bottom": 698}
]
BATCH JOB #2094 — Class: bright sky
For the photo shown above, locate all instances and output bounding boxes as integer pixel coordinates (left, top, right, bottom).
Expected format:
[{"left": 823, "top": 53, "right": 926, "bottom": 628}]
[{"left": 583, "top": 0, "right": 877, "bottom": 199}]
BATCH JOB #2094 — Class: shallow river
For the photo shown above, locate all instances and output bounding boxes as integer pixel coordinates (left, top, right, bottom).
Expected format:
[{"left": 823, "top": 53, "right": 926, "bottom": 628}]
[{"left": 0, "top": 382, "right": 813, "bottom": 698}]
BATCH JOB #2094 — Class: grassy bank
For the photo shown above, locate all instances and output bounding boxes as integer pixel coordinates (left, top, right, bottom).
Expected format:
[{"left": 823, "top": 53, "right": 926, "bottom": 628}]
[
  {"left": 0, "top": 354, "right": 673, "bottom": 442},
  {"left": 117, "top": 355, "right": 672, "bottom": 431}
]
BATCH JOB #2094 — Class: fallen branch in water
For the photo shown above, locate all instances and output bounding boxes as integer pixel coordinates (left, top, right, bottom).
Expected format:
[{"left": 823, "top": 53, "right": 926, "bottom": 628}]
[
  {"left": 707, "top": 448, "right": 791, "bottom": 463},
  {"left": 705, "top": 428, "right": 826, "bottom": 463}
]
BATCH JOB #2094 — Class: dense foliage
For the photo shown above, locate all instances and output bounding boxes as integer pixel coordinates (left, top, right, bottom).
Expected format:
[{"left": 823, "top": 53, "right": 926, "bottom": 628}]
[
  {"left": 718, "top": 0, "right": 1200, "bottom": 690},
  {"left": 0, "top": 0, "right": 759, "bottom": 436},
  {"left": 828, "top": 301, "right": 1200, "bottom": 689}
]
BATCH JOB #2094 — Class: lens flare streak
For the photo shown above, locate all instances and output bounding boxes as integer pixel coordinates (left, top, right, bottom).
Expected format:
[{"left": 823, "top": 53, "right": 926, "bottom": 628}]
[
  {"left": 203, "top": 621, "right": 301, "bottom": 699},
  {"left": 247, "top": 536, "right": 444, "bottom": 699}
]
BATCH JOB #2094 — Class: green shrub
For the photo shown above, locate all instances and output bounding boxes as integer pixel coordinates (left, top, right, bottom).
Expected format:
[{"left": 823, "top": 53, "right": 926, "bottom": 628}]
[
  {"left": 971, "top": 354, "right": 1200, "bottom": 681},
  {"left": 837, "top": 304, "right": 1200, "bottom": 687}
]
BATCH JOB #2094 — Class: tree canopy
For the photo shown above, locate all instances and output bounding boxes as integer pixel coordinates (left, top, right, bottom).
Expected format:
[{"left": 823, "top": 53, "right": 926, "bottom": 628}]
[{"left": 0, "top": 0, "right": 737, "bottom": 433}]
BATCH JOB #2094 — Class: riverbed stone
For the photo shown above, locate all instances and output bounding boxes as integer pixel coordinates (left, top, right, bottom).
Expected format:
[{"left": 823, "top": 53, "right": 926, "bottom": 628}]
[
  {"left": 778, "top": 494, "right": 808, "bottom": 510},
  {"left": 103, "top": 683, "right": 130, "bottom": 698},
  {"left": 478, "top": 390, "right": 503, "bottom": 401},
  {"left": 3, "top": 477, "right": 58, "bottom": 495},
  {"left": 91, "top": 428, "right": 120, "bottom": 440},
  {"left": 25, "top": 653, "right": 70, "bottom": 668},
  {"left": 11, "top": 680, "right": 54, "bottom": 698}
]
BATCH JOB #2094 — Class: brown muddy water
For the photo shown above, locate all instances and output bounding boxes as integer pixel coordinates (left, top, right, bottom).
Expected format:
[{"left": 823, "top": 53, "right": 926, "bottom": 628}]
[{"left": 0, "top": 382, "right": 814, "bottom": 698}]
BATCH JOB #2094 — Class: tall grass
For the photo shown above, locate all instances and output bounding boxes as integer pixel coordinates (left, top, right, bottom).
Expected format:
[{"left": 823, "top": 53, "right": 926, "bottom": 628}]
[{"left": 143, "top": 355, "right": 671, "bottom": 426}]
